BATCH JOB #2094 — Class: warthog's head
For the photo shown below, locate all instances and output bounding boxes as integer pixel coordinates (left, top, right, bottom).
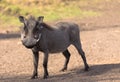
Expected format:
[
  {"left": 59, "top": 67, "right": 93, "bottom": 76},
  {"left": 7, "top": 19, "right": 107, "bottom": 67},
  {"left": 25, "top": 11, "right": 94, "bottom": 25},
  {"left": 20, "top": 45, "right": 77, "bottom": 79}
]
[{"left": 18, "top": 16, "right": 44, "bottom": 48}]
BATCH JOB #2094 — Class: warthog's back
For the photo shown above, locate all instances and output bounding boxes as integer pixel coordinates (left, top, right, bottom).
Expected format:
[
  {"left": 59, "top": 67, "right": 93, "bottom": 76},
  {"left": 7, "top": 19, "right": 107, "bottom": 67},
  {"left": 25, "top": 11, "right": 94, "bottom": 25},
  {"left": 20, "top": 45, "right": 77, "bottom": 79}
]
[
  {"left": 41, "top": 22, "right": 80, "bottom": 53},
  {"left": 55, "top": 22, "right": 79, "bottom": 31},
  {"left": 55, "top": 22, "right": 80, "bottom": 42}
]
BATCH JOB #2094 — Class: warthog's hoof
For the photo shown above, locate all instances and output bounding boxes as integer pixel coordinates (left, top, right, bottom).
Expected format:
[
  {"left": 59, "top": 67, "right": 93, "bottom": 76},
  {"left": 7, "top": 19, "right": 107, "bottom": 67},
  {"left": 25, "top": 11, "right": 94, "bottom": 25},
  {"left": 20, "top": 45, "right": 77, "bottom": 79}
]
[
  {"left": 60, "top": 67, "right": 67, "bottom": 72},
  {"left": 43, "top": 75, "right": 49, "bottom": 79},
  {"left": 31, "top": 76, "right": 38, "bottom": 79},
  {"left": 84, "top": 65, "right": 90, "bottom": 71},
  {"left": 31, "top": 73, "right": 38, "bottom": 79}
]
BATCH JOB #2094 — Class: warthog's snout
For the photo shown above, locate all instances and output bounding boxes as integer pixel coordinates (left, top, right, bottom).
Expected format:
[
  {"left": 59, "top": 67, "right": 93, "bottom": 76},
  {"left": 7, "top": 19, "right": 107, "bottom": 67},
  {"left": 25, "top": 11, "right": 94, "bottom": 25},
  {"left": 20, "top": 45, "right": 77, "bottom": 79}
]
[{"left": 22, "top": 38, "right": 38, "bottom": 48}]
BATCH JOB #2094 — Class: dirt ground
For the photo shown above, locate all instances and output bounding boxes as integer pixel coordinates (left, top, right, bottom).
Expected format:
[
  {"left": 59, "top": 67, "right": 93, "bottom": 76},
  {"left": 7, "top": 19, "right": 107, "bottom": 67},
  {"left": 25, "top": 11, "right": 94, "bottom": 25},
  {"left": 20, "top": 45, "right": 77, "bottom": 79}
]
[{"left": 0, "top": 1, "right": 120, "bottom": 82}]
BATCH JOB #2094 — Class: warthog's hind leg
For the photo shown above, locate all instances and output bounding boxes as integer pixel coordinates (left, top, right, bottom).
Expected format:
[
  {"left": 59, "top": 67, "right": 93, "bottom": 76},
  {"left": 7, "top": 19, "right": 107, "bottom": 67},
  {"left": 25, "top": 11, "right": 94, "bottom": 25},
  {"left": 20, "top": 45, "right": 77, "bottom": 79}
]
[
  {"left": 60, "top": 49, "right": 71, "bottom": 72},
  {"left": 73, "top": 41, "right": 89, "bottom": 71}
]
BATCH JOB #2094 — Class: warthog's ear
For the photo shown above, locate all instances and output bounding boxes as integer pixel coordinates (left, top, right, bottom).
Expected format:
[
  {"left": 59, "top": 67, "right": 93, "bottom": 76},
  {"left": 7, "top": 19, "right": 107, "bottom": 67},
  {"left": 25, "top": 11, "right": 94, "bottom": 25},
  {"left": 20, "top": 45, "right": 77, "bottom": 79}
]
[
  {"left": 38, "top": 16, "right": 44, "bottom": 23},
  {"left": 19, "top": 16, "right": 25, "bottom": 23}
]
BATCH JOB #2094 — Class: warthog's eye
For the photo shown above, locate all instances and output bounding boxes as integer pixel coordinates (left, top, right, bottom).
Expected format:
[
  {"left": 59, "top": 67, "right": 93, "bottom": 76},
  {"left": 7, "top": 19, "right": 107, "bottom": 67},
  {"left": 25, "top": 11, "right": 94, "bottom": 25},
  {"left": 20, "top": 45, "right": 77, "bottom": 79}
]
[
  {"left": 34, "top": 34, "right": 39, "bottom": 39},
  {"left": 23, "top": 35, "right": 26, "bottom": 38},
  {"left": 21, "top": 33, "right": 27, "bottom": 40}
]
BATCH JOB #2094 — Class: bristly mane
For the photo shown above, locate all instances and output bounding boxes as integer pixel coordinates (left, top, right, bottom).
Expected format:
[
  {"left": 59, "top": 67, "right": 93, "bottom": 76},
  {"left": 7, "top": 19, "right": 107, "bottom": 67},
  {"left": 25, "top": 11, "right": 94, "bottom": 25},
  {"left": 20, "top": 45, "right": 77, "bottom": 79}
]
[
  {"left": 28, "top": 15, "right": 36, "bottom": 20},
  {"left": 27, "top": 15, "right": 37, "bottom": 26},
  {"left": 27, "top": 15, "right": 54, "bottom": 30},
  {"left": 41, "top": 23, "right": 54, "bottom": 31}
]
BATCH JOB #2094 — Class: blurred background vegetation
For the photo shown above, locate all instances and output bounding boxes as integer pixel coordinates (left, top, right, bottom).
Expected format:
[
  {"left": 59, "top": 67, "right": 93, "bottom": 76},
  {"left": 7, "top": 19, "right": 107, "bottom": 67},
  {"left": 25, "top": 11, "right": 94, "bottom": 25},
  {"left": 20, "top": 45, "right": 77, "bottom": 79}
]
[{"left": 0, "top": 0, "right": 103, "bottom": 31}]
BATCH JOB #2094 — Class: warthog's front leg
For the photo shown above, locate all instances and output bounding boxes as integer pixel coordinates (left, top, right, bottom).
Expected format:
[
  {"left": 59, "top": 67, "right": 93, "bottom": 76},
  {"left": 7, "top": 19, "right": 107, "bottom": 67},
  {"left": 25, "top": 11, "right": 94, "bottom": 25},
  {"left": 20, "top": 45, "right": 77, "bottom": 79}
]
[
  {"left": 31, "top": 50, "right": 39, "bottom": 79},
  {"left": 43, "top": 51, "right": 49, "bottom": 79}
]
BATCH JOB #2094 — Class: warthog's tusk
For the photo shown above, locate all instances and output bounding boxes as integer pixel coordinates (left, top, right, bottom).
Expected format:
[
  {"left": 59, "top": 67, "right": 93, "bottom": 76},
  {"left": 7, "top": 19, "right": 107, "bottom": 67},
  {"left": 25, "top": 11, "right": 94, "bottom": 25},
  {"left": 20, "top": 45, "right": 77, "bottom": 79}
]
[{"left": 37, "top": 33, "right": 42, "bottom": 42}]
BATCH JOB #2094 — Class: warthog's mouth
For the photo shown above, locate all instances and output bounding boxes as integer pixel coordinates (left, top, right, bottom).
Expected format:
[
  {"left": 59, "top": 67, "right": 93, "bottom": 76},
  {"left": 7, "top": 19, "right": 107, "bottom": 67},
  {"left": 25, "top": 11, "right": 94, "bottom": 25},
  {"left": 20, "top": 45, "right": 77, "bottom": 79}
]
[
  {"left": 25, "top": 45, "right": 35, "bottom": 48},
  {"left": 22, "top": 42, "right": 35, "bottom": 48}
]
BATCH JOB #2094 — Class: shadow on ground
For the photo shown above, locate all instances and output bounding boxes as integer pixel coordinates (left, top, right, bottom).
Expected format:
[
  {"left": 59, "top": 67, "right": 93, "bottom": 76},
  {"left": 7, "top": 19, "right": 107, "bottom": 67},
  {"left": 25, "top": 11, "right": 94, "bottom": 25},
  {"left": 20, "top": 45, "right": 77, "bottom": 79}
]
[
  {"left": 0, "top": 63, "right": 120, "bottom": 82},
  {"left": 0, "top": 33, "right": 20, "bottom": 40}
]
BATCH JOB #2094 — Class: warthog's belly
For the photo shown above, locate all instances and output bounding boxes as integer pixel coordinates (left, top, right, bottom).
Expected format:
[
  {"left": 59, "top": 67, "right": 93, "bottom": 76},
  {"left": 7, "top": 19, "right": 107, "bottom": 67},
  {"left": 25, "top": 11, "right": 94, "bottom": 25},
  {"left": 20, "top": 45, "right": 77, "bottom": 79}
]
[{"left": 48, "top": 43, "right": 70, "bottom": 53}]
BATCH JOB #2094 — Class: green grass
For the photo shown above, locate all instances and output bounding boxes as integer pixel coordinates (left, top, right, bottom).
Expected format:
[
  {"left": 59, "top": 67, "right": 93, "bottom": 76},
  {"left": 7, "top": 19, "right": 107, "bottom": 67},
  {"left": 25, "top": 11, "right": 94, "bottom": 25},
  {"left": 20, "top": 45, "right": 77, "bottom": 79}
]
[{"left": 0, "top": 0, "right": 101, "bottom": 31}]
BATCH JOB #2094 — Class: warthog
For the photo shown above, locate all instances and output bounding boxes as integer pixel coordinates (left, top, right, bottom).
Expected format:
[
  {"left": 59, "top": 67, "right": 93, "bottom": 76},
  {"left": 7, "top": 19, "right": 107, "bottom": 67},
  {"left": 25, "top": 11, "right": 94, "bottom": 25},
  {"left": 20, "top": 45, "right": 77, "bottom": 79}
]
[{"left": 18, "top": 16, "right": 89, "bottom": 79}]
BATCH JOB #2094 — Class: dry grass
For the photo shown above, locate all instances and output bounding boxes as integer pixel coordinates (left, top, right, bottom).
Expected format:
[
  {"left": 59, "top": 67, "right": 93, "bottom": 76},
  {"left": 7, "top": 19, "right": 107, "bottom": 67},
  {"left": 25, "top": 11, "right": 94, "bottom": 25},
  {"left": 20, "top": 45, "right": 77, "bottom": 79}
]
[{"left": 0, "top": 0, "right": 101, "bottom": 31}]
